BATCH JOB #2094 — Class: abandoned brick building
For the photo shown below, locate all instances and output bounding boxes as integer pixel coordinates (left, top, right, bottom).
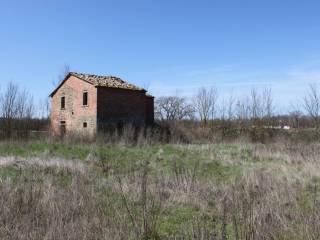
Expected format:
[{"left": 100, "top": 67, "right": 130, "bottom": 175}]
[{"left": 50, "top": 72, "right": 154, "bottom": 136}]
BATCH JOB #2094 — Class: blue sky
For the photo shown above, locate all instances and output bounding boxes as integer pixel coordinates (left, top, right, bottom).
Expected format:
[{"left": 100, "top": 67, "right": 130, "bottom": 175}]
[{"left": 1, "top": 0, "right": 320, "bottom": 112}]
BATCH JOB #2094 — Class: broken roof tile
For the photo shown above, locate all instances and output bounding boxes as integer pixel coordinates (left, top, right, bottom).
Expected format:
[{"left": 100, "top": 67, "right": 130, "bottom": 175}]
[{"left": 70, "top": 72, "right": 145, "bottom": 91}]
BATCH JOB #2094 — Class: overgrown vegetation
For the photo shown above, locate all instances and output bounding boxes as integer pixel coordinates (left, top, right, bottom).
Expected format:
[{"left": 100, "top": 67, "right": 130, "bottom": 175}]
[
  {"left": 1, "top": 79, "right": 320, "bottom": 239},
  {"left": 0, "top": 141, "right": 320, "bottom": 239}
]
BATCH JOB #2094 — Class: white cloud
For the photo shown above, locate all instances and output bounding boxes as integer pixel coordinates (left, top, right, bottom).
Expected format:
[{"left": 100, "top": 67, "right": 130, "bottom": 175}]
[{"left": 145, "top": 60, "right": 320, "bottom": 113}]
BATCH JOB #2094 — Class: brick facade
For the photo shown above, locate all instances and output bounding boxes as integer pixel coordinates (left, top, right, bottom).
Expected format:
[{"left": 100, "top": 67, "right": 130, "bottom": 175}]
[
  {"left": 50, "top": 74, "right": 154, "bottom": 136},
  {"left": 145, "top": 96, "right": 154, "bottom": 125}
]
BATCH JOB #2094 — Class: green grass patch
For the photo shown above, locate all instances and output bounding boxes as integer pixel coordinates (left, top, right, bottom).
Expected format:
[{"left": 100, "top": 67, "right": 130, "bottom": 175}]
[
  {"left": 200, "top": 160, "right": 242, "bottom": 182},
  {"left": 53, "top": 170, "right": 73, "bottom": 187},
  {"left": 0, "top": 165, "right": 21, "bottom": 179},
  {"left": 158, "top": 204, "right": 203, "bottom": 237},
  {"left": 0, "top": 165, "right": 73, "bottom": 187},
  {"left": 0, "top": 142, "right": 247, "bottom": 183}
]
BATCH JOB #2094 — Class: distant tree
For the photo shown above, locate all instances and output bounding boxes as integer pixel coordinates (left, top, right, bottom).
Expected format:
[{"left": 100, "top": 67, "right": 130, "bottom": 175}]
[
  {"left": 249, "top": 88, "right": 262, "bottom": 120},
  {"left": 217, "top": 93, "right": 236, "bottom": 140},
  {"left": 1, "top": 82, "right": 19, "bottom": 137},
  {"left": 1, "top": 82, "right": 18, "bottom": 119},
  {"left": 247, "top": 87, "right": 274, "bottom": 126},
  {"left": 303, "top": 83, "right": 320, "bottom": 128},
  {"left": 38, "top": 97, "right": 51, "bottom": 119},
  {"left": 0, "top": 82, "right": 35, "bottom": 137},
  {"left": 235, "top": 96, "right": 250, "bottom": 124},
  {"left": 220, "top": 92, "right": 235, "bottom": 121},
  {"left": 227, "top": 92, "right": 235, "bottom": 121},
  {"left": 262, "top": 87, "right": 274, "bottom": 119},
  {"left": 289, "top": 110, "right": 303, "bottom": 129},
  {"left": 52, "top": 63, "right": 71, "bottom": 87},
  {"left": 155, "top": 96, "right": 194, "bottom": 121},
  {"left": 16, "top": 89, "right": 34, "bottom": 119},
  {"left": 193, "top": 87, "right": 218, "bottom": 126}
]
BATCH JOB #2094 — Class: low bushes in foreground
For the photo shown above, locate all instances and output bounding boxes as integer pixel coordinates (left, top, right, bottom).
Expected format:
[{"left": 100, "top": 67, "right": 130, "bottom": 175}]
[{"left": 0, "top": 142, "right": 319, "bottom": 239}]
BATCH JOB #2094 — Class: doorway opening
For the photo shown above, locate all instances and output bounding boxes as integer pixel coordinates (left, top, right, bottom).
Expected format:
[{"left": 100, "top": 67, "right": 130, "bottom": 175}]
[{"left": 60, "top": 121, "right": 66, "bottom": 137}]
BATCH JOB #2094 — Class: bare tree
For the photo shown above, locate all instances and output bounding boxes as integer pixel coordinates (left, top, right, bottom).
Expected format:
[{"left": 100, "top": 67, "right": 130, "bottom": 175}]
[
  {"left": 0, "top": 82, "right": 35, "bottom": 137},
  {"left": 38, "top": 97, "right": 51, "bottom": 119},
  {"left": 1, "top": 82, "right": 18, "bottom": 119},
  {"left": 219, "top": 94, "right": 234, "bottom": 120},
  {"left": 16, "top": 89, "right": 34, "bottom": 119},
  {"left": 247, "top": 87, "right": 274, "bottom": 126},
  {"left": 227, "top": 92, "right": 235, "bottom": 121},
  {"left": 1, "top": 82, "right": 19, "bottom": 137},
  {"left": 303, "top": 83, "right": 320, "bottom": 128},
  {"left": 155, "top": 96, "right": 194, "bottom": 121},
  {"left": 219, "top": 98, "right": 227, "bottom": 121},
  {"left": 193, "top": 87, "right": 218, "bottom": 125},
  {"left": 218, "top": 93, "right": 236, "bottom": 139},
  {"left": 52, "top": 63, "right": 71, "bottom": 87},
  {"left": 249, "top": 88, "right": 263, "bottom": 120},
  {"left": 235, "top": 96, "right": 250, "bottom": 122},
  {"left": 289, "top": 102, "right": 303, "bottom": 129},
  {"left": 262, "top": 87, "right": 274, "bottom": 119},
  {"left": 289, "top": 110, "right": 303, "bottom": 129}
]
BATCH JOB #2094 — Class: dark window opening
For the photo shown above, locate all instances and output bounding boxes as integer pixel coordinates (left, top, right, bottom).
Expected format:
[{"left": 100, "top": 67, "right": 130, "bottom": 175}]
[
  {"left": 61, "top": 96, "right": 65, "bottom": 109},
  {"left": 60, "top": 121, "right": 66, "bottom": 136},
  {"left": 83, "top": 122, "right": 87, "bottom": 128},
  {"left": 83, "top": 92, "right": 88, "bottom": 106}
]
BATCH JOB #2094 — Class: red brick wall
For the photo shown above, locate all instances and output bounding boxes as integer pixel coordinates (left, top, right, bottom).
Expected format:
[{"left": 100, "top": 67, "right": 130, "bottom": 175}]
[
  {"left": 51, "top": 76, "right": 97, "bottom": 136},
  {"left": 97, "top": 87, "right": 152, "bottom": 126},
  {"left": 51, "top": 76, "right": 155, "bottom": 136},
  {"left": 146, "top": 96, "right": 154, "bottom": 124}
]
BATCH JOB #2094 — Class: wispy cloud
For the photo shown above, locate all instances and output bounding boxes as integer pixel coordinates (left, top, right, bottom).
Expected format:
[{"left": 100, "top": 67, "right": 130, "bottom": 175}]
[
  {"left": 148, "top": 64, "right": 277, "bottom": 97},
  {"left": 287, "top": 63, "right": 320, "bottom": 82},
  {"left": 146, "top": 60, "right": 320, "bottom": 112}
]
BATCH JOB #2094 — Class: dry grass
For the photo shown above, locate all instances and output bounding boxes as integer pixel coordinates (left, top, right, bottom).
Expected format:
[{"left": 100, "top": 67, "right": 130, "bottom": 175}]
[{"left": 0, "top": 141, "right": 320, "bottom": 239}]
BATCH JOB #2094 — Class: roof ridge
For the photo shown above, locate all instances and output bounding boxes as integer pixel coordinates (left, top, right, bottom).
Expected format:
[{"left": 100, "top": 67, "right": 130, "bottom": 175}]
[
  {"left": 68, "top": 72, "right": 146, "bottom": 92},
  {"left": 70, "top": 71, "right": 120, "bottom": 78},
  {"left": 49, "top": 71, "right": 152, "bottom": 97}
]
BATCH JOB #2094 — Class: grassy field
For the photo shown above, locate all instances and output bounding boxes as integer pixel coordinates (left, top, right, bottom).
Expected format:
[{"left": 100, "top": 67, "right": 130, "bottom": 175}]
[{"left": 0, "top": 141, "right": 320, "bottom": 239}]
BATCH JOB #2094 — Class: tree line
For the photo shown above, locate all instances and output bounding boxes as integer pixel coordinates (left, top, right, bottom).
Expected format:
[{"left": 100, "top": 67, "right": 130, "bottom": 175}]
[
  {"left": 0, "top": 82, "right": 50, "bottom": 138},
  {"left": 155, "top": 84, "right": 320, "bottom": 131},
  {"left": 1, "top": 79, "right": 320, "bottom": 140}
]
